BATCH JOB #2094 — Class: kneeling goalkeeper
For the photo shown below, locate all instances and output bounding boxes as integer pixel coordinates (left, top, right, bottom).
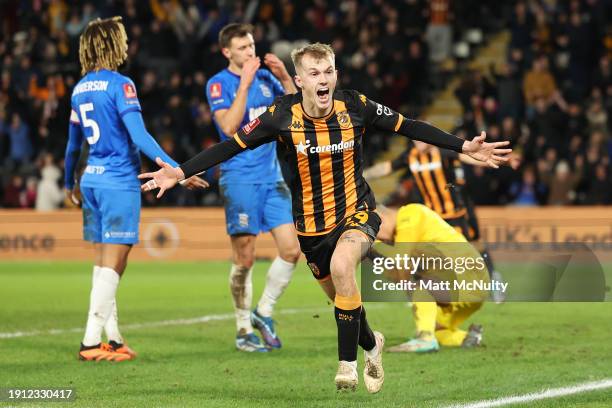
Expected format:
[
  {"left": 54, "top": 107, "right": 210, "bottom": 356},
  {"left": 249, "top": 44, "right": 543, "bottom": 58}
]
[{"left": 373, "top": 204, "right": 490, "bottom": 352}]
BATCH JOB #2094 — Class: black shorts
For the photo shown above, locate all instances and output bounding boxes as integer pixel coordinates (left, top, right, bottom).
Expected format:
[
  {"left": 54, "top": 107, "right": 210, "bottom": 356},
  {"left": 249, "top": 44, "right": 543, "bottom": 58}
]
[{"left": 298, "top": 210, "right": 382, "bottom": 281}]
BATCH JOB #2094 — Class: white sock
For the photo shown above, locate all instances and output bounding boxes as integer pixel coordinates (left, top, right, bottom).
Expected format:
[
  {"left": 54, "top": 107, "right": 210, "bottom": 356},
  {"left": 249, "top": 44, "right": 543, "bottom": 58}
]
[
  {"left": 257, "top": 256, "right": 295, "bottom": 317},
  {"left": 365, "top": 344, "right": 379, "bottom": 359},
  {"left": 93, "top": 265, "right": 123, "bottom": 344},
  {"left": 92, "top": 265, "right": 101, "bottom": 286},
  {"left": 104, "top": 300, "right": 123, "bottom": 344},
  {"left": 229, "top": 264, "right": 253, "bottom": 333},
  {"left": 82, "top": 267, "right": 120, "bottom": 347}
]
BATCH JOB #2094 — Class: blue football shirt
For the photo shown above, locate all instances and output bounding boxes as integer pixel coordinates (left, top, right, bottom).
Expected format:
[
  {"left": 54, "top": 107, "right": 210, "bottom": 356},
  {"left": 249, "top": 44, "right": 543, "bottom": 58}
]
[
  {"left": 70, "top": 69, "right": 143, "bottom": 191},
  {"left": 206, "top": 68, "right": 285, "bottom": 184}
]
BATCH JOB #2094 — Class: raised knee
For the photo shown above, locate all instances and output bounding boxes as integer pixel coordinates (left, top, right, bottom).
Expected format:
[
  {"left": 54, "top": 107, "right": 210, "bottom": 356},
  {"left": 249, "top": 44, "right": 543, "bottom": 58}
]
[{"left": 280, "top": 246, "right": 301, "bottom": 264}]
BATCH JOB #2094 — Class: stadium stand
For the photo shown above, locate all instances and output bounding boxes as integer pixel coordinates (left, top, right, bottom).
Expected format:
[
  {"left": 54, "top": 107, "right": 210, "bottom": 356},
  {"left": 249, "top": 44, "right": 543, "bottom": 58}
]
[{"left": 0, "top": 1, "right": 608, "bottom": 208}]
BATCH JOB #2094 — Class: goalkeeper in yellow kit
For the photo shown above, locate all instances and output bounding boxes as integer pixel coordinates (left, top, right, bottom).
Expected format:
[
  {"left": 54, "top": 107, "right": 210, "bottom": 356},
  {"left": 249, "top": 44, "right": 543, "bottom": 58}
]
[{"left": 373, "top": 203, "right": 489, "bottom": 352}]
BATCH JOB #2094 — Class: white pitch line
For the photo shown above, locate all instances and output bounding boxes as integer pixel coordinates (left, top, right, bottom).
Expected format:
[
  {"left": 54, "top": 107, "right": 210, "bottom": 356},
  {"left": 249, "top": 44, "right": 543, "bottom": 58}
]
[
  {"left": 444, "top": 378, "right": 612, "bottom": 408},
  {"left": 0, "top": 305, "right": 385, "bottom": 340}
]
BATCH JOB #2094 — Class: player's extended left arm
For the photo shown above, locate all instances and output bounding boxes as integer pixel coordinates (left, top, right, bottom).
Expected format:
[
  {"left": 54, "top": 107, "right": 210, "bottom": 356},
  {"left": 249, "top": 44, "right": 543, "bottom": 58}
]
[
  {"left": 364, "top": 98, "right": 511, "bottom": 166},
  {"left": 139, "top": 108, "right": 278, "bottom": 197},
  {"left": 138, "top": 138, "right": 244, "bottom": 197},
  {"left": 395, "top": 120, "right": 511, "bottom": 167}
]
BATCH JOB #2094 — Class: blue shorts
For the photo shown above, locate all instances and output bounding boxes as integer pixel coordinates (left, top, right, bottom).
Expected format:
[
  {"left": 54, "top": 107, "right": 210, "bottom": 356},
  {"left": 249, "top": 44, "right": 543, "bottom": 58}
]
[
  {"left": 221, "top": 181, "right": 293, "bottom": 236},
  {"left": 81, "top": 186, "right": 141, "bottom": 244}
]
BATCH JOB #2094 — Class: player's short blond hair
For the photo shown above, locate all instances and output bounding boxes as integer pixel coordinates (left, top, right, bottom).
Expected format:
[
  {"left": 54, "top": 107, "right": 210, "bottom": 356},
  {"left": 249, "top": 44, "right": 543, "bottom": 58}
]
[
  {"left": 79, "top": 17, "right": 128, "bottom": 75},
  {"left": 290, "top": 43, "right": 335, "bottom": 70}
]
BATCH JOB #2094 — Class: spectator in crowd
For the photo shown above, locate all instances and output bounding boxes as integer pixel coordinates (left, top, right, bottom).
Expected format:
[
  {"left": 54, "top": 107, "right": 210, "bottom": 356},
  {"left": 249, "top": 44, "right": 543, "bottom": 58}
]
[
  {"left": 425, "top": 0, "right": 452, "bottom": 63},
  {"left": 523, "top": 55, "right": 559, "bottom": 113},
  {"left": 3, "top": 175, "right": 24, "bottom": 208},
  {"left": 509, "top": 165, "right": 546, "bottom": 206},
  {"left": 23, "top": 176, "right": 38, "bottom": 208},
  {"left": 540, "top": 159, "right": 583, "bottom": 206},
  {"left": 35, "top": 154, "right": 64, "bottom": 211},
  {"left": 6, "top": 113, "right": 33, "bottom": 165}
]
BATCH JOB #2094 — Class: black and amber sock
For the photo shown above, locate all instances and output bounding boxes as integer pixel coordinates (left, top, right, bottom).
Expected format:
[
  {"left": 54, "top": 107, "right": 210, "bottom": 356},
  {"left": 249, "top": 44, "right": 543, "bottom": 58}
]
[
  {"left": 334, "top": 293, "right": 362, "bottom": 361},
  {"left": 358, "top": 306, "right": 376, "bottom": 351}
]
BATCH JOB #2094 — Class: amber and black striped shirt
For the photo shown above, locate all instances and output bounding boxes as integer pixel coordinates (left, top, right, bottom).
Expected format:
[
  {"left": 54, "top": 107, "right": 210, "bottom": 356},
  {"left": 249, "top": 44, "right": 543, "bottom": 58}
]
[
  {"left": 392, "top": 145, "right": 467, "bottom": 219},
  {"left": 180, "top": 89, "right": 465, "bottom": 235}
]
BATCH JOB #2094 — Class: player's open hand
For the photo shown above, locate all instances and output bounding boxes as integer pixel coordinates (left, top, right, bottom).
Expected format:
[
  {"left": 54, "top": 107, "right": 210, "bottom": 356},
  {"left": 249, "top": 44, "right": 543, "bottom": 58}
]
[
  {"left": 462, "top": 131, "right": 512, "bottom": 169},
  {"left": 264, "top": 53, "right": 290, "bottom": 80},
  {"left": 240, "top": 57, "right": 261, "bottom": 89},
  {"left": 138, "top": 157, "right": 185, "bottom": 198},
  {"left": 180, "top": 175, "right": 209, "bottom": 190}
]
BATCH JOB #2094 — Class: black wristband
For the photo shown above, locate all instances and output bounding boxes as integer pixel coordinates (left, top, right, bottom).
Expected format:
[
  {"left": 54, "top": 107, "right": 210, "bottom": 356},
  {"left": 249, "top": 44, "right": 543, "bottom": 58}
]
[
  {"left": 400, "top": 119, "right": 464, "bottom": 152},
  {"left": 179, "top": 138, "right": 243, "bottom": 179}
]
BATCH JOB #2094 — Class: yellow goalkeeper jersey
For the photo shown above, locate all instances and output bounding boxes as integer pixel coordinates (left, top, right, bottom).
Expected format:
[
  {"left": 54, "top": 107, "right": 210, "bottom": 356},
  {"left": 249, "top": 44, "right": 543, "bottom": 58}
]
[{"left": 395, "top": 204, "right": 467, "bottom": 243}]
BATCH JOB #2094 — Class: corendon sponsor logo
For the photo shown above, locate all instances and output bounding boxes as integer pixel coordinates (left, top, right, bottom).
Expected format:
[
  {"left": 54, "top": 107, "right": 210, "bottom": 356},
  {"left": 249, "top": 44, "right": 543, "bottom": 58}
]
[{"left": 295, "top": 139, "right": 355, "bottom": 156}]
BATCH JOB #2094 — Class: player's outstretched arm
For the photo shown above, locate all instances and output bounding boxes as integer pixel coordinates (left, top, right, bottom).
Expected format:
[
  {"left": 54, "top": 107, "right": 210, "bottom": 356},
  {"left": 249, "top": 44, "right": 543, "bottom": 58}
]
[
  {"left": 398, "top": 121, "right": 511, "bottom": 166},
  {"left": 139, "top": 138, "right": 244, "bottom": 197},
  {"left": 358, "top": 93, "right": 512, "bottom": 166},
  {"left": 140, "top": 102, "right": 279, "bottom": 198}
]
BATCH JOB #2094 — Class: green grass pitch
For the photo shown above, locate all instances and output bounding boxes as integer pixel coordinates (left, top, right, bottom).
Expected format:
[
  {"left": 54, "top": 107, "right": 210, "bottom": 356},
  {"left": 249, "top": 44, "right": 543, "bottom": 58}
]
[{"left": 1, "top": 261, "right": 611, "bottom": 407}]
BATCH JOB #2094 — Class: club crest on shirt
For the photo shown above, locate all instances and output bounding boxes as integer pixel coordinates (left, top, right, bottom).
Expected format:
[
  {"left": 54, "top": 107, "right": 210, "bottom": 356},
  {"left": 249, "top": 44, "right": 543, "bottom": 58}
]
[
  {"left": 123, "top": 83, "right": 137, "bottom": 98},
  {"left": 336, "top": 111, "right": 351, "bottom": 129},
  {"left": 259, "top": 84, "right": 272, "bottom": 97},
  {"left": 210, "top": 82, "right": 222, "bottom": 98}
]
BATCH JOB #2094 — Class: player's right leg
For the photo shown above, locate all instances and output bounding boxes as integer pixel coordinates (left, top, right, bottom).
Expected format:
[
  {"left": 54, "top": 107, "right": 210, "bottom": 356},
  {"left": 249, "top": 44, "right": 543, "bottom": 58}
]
[
  {"left": 229, "top": 234, "right": 268, "bottom": 352},
  {"left": 79, "top": 187, "right": 136, "bottom": 361},
  {"left": 221, "top": 182, "right": 269, "bottom": 352},
  {"left": 329, "top": 212, "right": 383, "bottom": 393}
]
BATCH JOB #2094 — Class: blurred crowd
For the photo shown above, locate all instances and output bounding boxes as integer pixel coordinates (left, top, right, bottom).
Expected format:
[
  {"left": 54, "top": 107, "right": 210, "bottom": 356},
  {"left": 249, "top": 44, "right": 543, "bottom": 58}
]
[
  {"left": 3, "top": 0, "right": 607, "bottom": 210},
  {"left": 451, "top": 0, "right": 611, "bottom": 206}
]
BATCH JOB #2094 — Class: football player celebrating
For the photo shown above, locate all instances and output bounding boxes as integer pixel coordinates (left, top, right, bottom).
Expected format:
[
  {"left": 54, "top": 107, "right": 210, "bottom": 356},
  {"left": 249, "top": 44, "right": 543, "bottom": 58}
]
[
  {"left": 206, "top": 23, "right": 300, "bottom": 352},
  {"left": 139, "top": 43, "right": 510, "bottom": 392},
  {"left": 64, "top": 17, "right": 206, "bottom": 362}
]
